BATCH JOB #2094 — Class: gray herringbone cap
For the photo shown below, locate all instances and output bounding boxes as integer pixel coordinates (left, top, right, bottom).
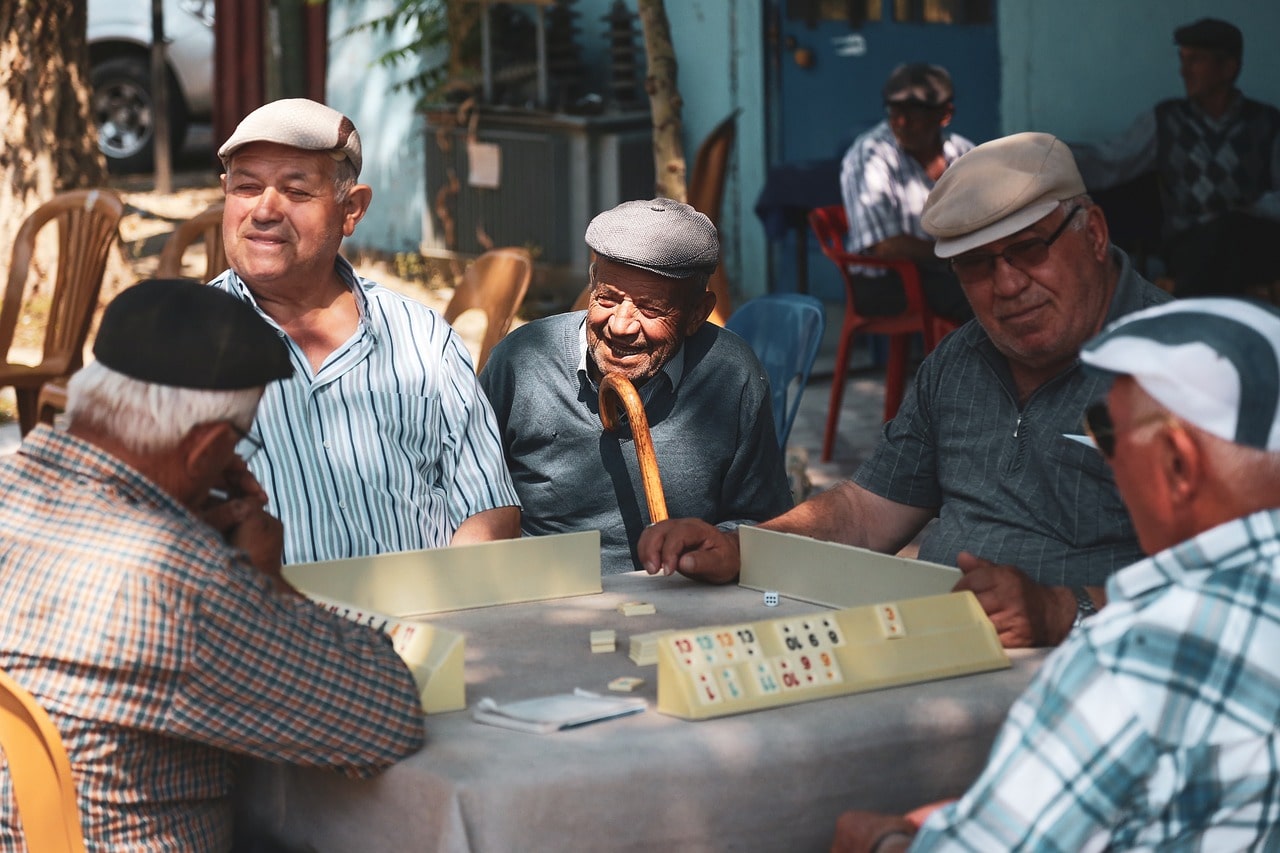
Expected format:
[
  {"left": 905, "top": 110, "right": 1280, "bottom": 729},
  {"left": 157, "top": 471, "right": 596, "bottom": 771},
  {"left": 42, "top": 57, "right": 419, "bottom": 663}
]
[{"left": 585, "top": 198, "right": 719, "bottom": 279}]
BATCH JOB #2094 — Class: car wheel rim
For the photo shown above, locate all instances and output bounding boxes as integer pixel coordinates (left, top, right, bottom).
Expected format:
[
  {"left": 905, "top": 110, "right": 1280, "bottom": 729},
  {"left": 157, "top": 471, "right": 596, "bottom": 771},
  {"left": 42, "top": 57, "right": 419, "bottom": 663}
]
[{"left": 93, "top": 81, "right": 153, "bottom": 159}]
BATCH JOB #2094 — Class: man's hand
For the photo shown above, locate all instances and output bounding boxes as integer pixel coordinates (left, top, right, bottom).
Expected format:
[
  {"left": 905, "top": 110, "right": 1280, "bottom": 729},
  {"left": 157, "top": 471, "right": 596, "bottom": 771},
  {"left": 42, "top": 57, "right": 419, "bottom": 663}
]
[
  {"left": 831, "top": 810, "right": 916, "bottom": 853},
  {"left": 953, "top": 551, "right": 1076, "bottom": 647},
  {"left": 637, "top": 519, "right": 740, "bottom": 584},
  {"left": 200, "top": 461, "right": 291, "bottom": 592}
]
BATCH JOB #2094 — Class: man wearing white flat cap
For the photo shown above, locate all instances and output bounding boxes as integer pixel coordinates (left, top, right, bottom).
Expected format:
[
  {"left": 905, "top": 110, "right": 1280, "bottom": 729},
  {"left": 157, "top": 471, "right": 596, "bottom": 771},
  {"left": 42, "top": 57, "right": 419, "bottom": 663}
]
[
  {"left": 833, "top": 297, "right": 1280, "bottom": 852},
  {"left": 211, "top": 98, "right": 520, "bottom": 564},
  {"left": 641, "top": 132, "right": 1171, "bottom": 648}
]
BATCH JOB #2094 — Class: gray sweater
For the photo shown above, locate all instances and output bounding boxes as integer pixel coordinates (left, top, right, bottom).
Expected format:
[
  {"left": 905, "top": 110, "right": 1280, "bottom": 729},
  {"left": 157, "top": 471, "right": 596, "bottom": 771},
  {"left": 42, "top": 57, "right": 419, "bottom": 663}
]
[{"left": 480, "top": 312, "right": 793, "bottom": 573}]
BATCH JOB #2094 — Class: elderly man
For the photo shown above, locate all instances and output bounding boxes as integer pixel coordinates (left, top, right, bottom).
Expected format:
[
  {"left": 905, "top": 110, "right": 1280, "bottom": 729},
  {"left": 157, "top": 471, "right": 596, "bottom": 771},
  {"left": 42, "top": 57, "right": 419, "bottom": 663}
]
[
  {"left": 640, "top": 133, "right": 1172, "bottom": 647},
  {"left": 840, "top": 62, "right": 973, "bottom": 322},
  {"left": 479, "top": 198, "right": 792, "bottom": 572},
  {"left": 0, "top": 280, "right": 424, "bottom": 851},
  {"left": 211, "top": 97, "right": 520, "bottom": 565},
  {"left": 833, "top": 298, "right": 1280, "bottom": 852},
  {"left": 1071, "top": 18, "right": 1280, "bottom": 297}
]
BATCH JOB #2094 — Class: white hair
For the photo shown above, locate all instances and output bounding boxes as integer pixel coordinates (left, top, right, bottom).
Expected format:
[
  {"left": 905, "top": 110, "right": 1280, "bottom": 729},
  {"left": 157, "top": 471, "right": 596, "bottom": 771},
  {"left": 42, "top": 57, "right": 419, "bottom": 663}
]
[{"left": 65, "top": 361, "right": 262, "bottom": 455}]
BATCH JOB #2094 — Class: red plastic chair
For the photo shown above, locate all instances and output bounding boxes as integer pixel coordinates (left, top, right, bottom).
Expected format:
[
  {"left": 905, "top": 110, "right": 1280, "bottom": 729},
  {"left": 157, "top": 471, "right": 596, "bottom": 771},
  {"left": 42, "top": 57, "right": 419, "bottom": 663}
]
[{"left": 807, "top": 205, "right": 957, "bottom": 461}]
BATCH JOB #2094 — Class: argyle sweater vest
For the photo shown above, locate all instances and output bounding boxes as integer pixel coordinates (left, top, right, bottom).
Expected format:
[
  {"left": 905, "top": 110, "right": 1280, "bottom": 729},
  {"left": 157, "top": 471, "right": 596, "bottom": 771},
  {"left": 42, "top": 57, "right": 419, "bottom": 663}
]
[{"left": 1155, "top": 96, "right": 1280, "bottom": 234}]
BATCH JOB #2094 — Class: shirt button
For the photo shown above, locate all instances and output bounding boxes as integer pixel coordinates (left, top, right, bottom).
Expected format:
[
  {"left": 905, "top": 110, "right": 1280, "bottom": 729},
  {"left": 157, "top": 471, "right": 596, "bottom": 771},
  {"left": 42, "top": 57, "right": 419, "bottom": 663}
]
[
  {"left": 323, "top": 440, "right": 331, "bottom": 449},
  {"left": 338, "top": 501, "right": 346, "bottom": 510}
]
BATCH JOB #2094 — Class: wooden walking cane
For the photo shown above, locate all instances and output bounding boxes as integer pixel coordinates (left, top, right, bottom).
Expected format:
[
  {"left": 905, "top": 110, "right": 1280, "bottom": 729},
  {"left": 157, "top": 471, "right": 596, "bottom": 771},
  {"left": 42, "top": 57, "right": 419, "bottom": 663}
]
[{"left": 599, "top": 372, "right": 669, "bottom": 524}]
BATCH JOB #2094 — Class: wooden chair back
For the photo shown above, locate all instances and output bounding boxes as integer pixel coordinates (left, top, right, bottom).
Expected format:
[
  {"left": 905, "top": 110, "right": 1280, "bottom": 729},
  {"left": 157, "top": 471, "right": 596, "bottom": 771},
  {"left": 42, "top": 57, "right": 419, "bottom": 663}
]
[
  {"left": 156, "top": 203, "right": 227, "bottom": 282},
  {"left": 0, "top": 668, "right": 87, "bottom": 852},
  {"left": 0, "top": 189, "right": 124, "bottom": 434},
  {"left": 443, "top": 247, "right": 533, "bottom": 373},
  {"left": 686, "top": 111, "right": 740, "bottom": 325}
]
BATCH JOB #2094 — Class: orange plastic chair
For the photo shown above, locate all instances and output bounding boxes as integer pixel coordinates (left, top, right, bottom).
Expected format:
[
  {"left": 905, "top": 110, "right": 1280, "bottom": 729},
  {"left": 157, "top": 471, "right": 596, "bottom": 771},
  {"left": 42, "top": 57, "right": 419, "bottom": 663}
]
[
  {"left": 444, "top": 247, "right": 533, "bottom": 373},
  {"left": 808, "top": 205, "right": 956, "bottom": 461},
  {"left": 0, "top": 189, "right": 124, "bottom": 434},
  {"left": 0, "top": 668, "right": 87, "bottom": 852},
  {"left": 156, "top": 203, "right": 226, "bottom": 282}
]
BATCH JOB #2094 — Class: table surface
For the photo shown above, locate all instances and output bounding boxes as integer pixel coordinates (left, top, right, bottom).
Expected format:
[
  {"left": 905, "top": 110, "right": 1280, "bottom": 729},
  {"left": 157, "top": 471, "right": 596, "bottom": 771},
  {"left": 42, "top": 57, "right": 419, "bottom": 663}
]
[{"left": 238, "top": 573, "right": 1046, "bottom": 853}]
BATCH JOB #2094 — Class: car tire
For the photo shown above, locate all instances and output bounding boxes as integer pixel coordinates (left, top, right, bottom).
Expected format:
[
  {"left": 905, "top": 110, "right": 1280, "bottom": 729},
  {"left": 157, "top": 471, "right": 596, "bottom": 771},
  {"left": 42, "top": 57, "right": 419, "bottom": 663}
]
[{"left": 91, "top": 54, "right": 189, "bottom": 174}]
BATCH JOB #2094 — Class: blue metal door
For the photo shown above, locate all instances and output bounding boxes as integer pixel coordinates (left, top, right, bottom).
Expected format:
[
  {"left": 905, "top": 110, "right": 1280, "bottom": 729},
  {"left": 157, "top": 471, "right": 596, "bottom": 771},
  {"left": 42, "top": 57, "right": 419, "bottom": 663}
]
[{"left": 760, "top": 0, "right": 1000, "bottom": 301}]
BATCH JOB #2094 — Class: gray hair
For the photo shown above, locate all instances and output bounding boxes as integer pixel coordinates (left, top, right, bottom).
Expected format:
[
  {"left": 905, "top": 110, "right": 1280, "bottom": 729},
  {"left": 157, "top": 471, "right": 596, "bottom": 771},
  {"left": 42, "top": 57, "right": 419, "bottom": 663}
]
[
  {"left": 332, "top": 155, "right": 359, "bottom": 202},
  {"left": 1061, "top": 195, "right": 1094, "bottom": 231},
  {"left": 65, "top": 361, "right": 262, "bottom": 456}
]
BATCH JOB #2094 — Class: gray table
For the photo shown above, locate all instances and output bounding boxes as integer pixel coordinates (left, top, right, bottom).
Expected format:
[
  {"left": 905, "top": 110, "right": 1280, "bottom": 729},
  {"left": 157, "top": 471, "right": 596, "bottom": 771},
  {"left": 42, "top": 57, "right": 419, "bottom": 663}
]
[{"left": 238, "top": 572, "right": 1046, "bottom": 852}]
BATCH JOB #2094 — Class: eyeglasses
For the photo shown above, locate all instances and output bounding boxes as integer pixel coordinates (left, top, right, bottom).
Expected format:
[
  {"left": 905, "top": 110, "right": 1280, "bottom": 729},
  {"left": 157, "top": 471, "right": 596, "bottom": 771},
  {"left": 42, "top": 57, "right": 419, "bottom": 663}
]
[
  {"left": 950, "top": 206, "right": 1082, "bottom": 285},
  {"left": 1083, "top": 401, "right": 1178, "bottom": 458},
  {"left": 228, "top": 422, "right": 263, "bottom": 461}
]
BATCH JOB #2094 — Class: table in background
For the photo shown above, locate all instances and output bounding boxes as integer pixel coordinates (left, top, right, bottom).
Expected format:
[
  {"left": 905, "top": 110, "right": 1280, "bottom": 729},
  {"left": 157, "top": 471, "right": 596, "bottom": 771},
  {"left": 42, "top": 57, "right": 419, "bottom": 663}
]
[
  {"left": 754, "top": 158, "right": 843, "bottom": 293},
  {"left": 238, "top": 573, "right": 1046, "bottom": 852}
]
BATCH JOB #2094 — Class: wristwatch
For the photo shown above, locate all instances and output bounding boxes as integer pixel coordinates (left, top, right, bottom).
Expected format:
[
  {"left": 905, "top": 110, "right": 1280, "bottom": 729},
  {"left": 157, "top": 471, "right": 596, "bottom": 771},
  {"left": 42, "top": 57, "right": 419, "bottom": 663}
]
[{"left": 1070, "top": 587, "right": 1098, "bottom": 629}]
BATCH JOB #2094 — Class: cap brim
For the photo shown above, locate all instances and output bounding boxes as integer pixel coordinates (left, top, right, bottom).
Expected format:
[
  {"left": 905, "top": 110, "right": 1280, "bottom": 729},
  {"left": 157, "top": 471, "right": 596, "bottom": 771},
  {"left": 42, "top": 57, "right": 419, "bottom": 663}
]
[{"left": 933, "top": 201, "right": 1059, "bottom": 258}]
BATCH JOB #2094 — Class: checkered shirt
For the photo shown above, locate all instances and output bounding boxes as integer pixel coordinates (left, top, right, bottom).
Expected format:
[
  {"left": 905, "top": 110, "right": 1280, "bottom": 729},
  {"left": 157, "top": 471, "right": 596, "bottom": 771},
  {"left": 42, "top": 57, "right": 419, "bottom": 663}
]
[
  {"left": 0, "top": 428, "right": 424, "bottom": 852},
  {"left": 913, "top": 507, "right": 1280, "bottom": 851}
]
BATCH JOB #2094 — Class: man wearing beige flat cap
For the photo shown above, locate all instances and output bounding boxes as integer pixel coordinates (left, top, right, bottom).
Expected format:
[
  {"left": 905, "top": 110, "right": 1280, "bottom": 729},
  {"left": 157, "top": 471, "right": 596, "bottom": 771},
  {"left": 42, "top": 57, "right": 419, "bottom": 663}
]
[
  {"left": 210, "top": 98, "right": 520, "bottom": 565},
  {"left": 640, "top": 132, "right": 1171, "bottom": 648}
]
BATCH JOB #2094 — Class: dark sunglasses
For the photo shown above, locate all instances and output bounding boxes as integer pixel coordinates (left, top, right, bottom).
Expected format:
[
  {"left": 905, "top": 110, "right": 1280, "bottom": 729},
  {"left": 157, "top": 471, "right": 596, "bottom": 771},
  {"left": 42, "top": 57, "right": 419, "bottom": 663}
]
[{"left": 950, "top": 206, "right": 1082, "bottom": 285}]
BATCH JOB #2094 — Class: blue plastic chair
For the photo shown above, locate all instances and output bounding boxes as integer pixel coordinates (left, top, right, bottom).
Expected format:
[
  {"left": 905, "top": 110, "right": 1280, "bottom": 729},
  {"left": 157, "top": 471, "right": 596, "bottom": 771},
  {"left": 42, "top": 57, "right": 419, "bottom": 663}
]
[{"left": 725, "top": 294, "right": 826, "bottom": 448}]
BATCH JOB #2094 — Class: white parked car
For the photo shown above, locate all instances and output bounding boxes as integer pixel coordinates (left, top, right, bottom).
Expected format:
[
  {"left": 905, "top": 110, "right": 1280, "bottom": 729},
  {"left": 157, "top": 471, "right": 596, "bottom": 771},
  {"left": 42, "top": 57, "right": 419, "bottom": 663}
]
[{"left": 88, "top": 0, "right": 215, "bottom": 172}]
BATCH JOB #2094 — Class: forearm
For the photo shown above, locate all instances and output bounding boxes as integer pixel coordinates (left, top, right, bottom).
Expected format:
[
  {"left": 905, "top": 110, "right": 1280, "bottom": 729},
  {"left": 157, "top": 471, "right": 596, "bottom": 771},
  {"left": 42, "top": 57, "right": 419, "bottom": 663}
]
[
  {"left": 451, "top": 505, "right": 521, "bottom": 544},
  {"left": 759, "top": 481, "right": 933, "bottom": 554}
]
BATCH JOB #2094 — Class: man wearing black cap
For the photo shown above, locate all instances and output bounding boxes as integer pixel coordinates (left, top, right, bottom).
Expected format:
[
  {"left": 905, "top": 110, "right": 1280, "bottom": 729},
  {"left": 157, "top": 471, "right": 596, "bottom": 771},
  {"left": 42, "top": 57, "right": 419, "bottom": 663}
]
[
  {"left": 211, "top": 97, "right": 520, "bottom": 565},
  {"left": 1072, "top": 17, "right": 1280, "bottom": 297},
  {"left": 837, "top": 62, "right": 974, "bottom": 322},
  {"left": 832, "top": 298, "right": 1280, "bottom": 851},
  {"left": 0, "top": 280, "right": 424, "bottom": 851},
  {"left": 479, "top": 198, "right": 793, "bottom": 572}
]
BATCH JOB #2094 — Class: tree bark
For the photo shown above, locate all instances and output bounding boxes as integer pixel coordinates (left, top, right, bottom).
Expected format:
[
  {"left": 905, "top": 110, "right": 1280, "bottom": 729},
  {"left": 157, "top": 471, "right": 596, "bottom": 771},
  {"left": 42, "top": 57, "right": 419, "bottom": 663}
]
[
  {"left": 636, "top": 0, "right": 686, "bottom": 202},
  {"left": 0, "top": 0, "right": 108, "bottom": 262}
]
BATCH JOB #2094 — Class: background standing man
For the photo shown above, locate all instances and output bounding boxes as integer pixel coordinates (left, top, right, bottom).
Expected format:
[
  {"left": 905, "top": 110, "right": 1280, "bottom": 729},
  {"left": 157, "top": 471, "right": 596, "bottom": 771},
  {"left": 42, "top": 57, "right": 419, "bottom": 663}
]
[
  {"left": 833, "top": 298, "right": 1280, "bottom": 852},
  {"left": 0, "top": 280, "right": 424, "bottom": 851},
  {"left": 1071, "top": 18, "right": 1280, "bottom": 296},
  {"left": 481, "top": 198, "right": 792, "bottom": 572},
  {"left": 212, "top": 98, "right": 520, "bottom": 565},
  {"left": 641, "top": 133, "right": 1171, "bottom": 648},
  {"left": 839, "top": 62, "right": 974, "bottom": 323}
]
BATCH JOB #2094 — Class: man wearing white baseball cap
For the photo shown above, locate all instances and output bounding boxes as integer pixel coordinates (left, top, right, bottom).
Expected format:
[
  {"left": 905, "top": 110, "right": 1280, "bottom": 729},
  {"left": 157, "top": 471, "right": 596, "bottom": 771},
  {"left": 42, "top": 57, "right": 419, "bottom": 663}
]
[
  {"left": 833, "top": 297, "right": 1280, "bottom": 852},
  {"left": 641, "top": 132, "right": 1171, "bottom": 648},
  {"left": 210, "top": 98, "right": 520, "bottom": 564}
]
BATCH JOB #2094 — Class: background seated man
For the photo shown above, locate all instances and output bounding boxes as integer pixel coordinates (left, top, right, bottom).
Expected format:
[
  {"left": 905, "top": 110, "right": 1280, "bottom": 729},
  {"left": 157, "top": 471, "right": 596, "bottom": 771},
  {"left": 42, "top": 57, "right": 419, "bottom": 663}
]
[
  {"left": 833, "top": 298, "right": 1280, "bottom": 852},
  {"left": 480, "top": 198, "right": 793, "bottom": 572},
  {"left": 0, "top": 280, "right": 424, "bottom": 851},
  {"left": 640, "top": 133, "right": 1172, "bottom": 647},
  {"left": 1070, "top": 18, "right": 1280, "bottom": 297},
  {"left": 839, "top": 62, "right": 974, "bottom": 323},
  {"left": 212, "top": 98, "right": 520, "bottom": 564}
]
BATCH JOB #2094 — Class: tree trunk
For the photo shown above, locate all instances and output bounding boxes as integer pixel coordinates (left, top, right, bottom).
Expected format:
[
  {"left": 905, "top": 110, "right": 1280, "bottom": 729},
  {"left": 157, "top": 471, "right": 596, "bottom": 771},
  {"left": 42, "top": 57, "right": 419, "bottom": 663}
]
[
  {"left": 0, "top": 0, "right": 108, "bottom": 261},
  {"left": 636, "top": 0, "right": 686, "bottom": 202}
]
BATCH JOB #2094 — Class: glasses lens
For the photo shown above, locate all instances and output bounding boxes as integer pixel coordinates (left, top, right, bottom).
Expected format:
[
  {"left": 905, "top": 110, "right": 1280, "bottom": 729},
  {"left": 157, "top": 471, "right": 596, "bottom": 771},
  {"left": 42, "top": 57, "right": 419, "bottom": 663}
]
[
  {"left": 1000, "top": 239, "right": 1052, "bottom": 271},
  {"left": 1084, "top": 402, "right": 1115, "bottom": 457},
  {"left": 950, "top": 256, "right": 992, "bottom": 284}
]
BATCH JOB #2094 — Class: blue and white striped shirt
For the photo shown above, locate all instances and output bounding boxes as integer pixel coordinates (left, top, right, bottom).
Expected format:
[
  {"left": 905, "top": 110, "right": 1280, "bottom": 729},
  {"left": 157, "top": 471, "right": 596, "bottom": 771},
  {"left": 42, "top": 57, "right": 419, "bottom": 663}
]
[
  {"left": 211, "top": 260, "right": 519, "bottom": 564},
  {"left": 839, "top": 119, "right": 973, "bottom": 255},
  {"left": 915, "top": 508, "right": 1280, "bottom": 851}
]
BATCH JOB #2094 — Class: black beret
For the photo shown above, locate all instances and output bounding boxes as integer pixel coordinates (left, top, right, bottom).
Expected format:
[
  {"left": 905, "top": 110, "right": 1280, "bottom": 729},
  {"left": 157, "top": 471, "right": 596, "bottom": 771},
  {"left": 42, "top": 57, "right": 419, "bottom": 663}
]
[
  {"left": 883, "top": 63, "right": 954, "bottom": 107},
  {"left": 94, "top": 279, "right": 293, "bottom": 389},
  {"left": 1174, "top": 18, "right": 1242, "bottom": 60}
]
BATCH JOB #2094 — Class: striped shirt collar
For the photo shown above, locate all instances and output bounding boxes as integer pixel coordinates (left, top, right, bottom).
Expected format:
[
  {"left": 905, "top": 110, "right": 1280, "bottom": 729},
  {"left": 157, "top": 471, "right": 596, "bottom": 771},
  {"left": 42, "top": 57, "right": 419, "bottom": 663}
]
[
  {"left": 575, "top": 312, "right": 687, "bottom": 392},
  {"left": 220, "top": 256, "right": 376, "bottom": 343}
]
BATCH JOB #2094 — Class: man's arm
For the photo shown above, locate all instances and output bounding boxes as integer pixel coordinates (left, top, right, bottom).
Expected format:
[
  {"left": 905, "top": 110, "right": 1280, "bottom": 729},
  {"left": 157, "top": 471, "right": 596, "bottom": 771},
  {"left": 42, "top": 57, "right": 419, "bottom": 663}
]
[
  {"left": 452, "top": 505, "right": 521, "bottom": 544},
  {"left": 637, "top": 481, "right": 935, "bottom": 583},
  {"left": 865, "top": 234, "right": 939, "bottom": 264},
  {"left": 955, "top": 552, "right": 1107, "bottom": 647},
  {"left": 1068, "top": 110, "right": 1157, "bottom": 191}
]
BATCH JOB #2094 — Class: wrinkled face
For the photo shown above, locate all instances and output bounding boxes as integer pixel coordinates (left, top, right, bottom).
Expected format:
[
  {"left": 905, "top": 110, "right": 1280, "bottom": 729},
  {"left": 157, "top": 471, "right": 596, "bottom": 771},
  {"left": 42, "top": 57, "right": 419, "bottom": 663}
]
[
  {"left": 885, "top": 101, "right": 952, "bottom": 157},
  {"left": 954, "top": 204, "right": 1114, "bottom": 375},
  {"left": 585, "top": 256, "right": 710, "bottom": 385},
  {"left": 1179, "top": 46, "right": 1237, "bottom": 101},
  {"left": 221, "top": 141, "right": 359, "bottom": 290}
]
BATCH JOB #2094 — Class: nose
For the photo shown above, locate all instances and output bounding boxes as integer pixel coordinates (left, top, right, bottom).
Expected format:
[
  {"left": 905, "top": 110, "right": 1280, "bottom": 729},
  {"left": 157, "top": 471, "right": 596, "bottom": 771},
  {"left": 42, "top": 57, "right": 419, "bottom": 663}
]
[
  {"left": 251, "top": 187, "right": 285, "bottom": 222},
  {"left": 990, "top": 255, "right": 1030, "bottom": 298},
  {"left": 607, "top": 300, "right": 641, "bottom": 336}
]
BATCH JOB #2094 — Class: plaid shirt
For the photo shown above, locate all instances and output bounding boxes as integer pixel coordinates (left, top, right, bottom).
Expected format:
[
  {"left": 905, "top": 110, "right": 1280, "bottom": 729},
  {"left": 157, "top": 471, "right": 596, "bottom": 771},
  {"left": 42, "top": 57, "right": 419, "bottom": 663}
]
[
  {"left": 0, "top": 428, "right": 425, "bottom": 852},
  {"left": 914, "top": 508, "right": 1280, "bottom": 851}
]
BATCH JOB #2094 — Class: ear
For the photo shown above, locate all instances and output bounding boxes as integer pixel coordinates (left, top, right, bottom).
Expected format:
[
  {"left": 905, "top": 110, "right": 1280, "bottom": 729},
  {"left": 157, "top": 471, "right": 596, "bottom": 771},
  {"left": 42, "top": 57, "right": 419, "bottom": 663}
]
[
  {"left": 938, "top": 103, "right": 955, "bottom": 128},
  {"left": 1083, "top": 204, "right": 1111, "bottom": 262},
  {"left": 684, "top": 289, "right": 717, "bottom": 336},
  {"left": 1159, "top": 422, "right": 1204, "bottom": 513},
  {"left": 179, "top": 421, "right": 234, "bottom": 484},
  {"left": 341, "top": 184, "right": 374, "bottom": 237}
]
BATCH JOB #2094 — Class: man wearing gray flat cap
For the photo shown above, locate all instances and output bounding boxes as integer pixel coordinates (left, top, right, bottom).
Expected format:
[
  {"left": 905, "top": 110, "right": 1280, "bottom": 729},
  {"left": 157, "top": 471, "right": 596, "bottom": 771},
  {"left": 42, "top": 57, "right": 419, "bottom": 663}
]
[
  {"left": 0, "top": 280, "right": 424, "bottom": 850},
  {"left": 480, "top": 198, "right": 792, "bottom": 572},
  {"left": 210, "top": 97, "right": 520, "bottom": 565},
  {"left": 642, "top": 133, "right": 1171, "bottom": 649}
]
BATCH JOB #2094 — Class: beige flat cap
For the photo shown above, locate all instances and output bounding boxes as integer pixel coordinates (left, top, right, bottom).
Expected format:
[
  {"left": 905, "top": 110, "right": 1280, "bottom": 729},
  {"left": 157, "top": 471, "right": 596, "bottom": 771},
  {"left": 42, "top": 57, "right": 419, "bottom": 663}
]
[
  {"left": 218, "top": 98, "right": 362, "bottom": 177},
  {"left": 922, "top": 132, "right": 1086, "bottom": 258}
]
